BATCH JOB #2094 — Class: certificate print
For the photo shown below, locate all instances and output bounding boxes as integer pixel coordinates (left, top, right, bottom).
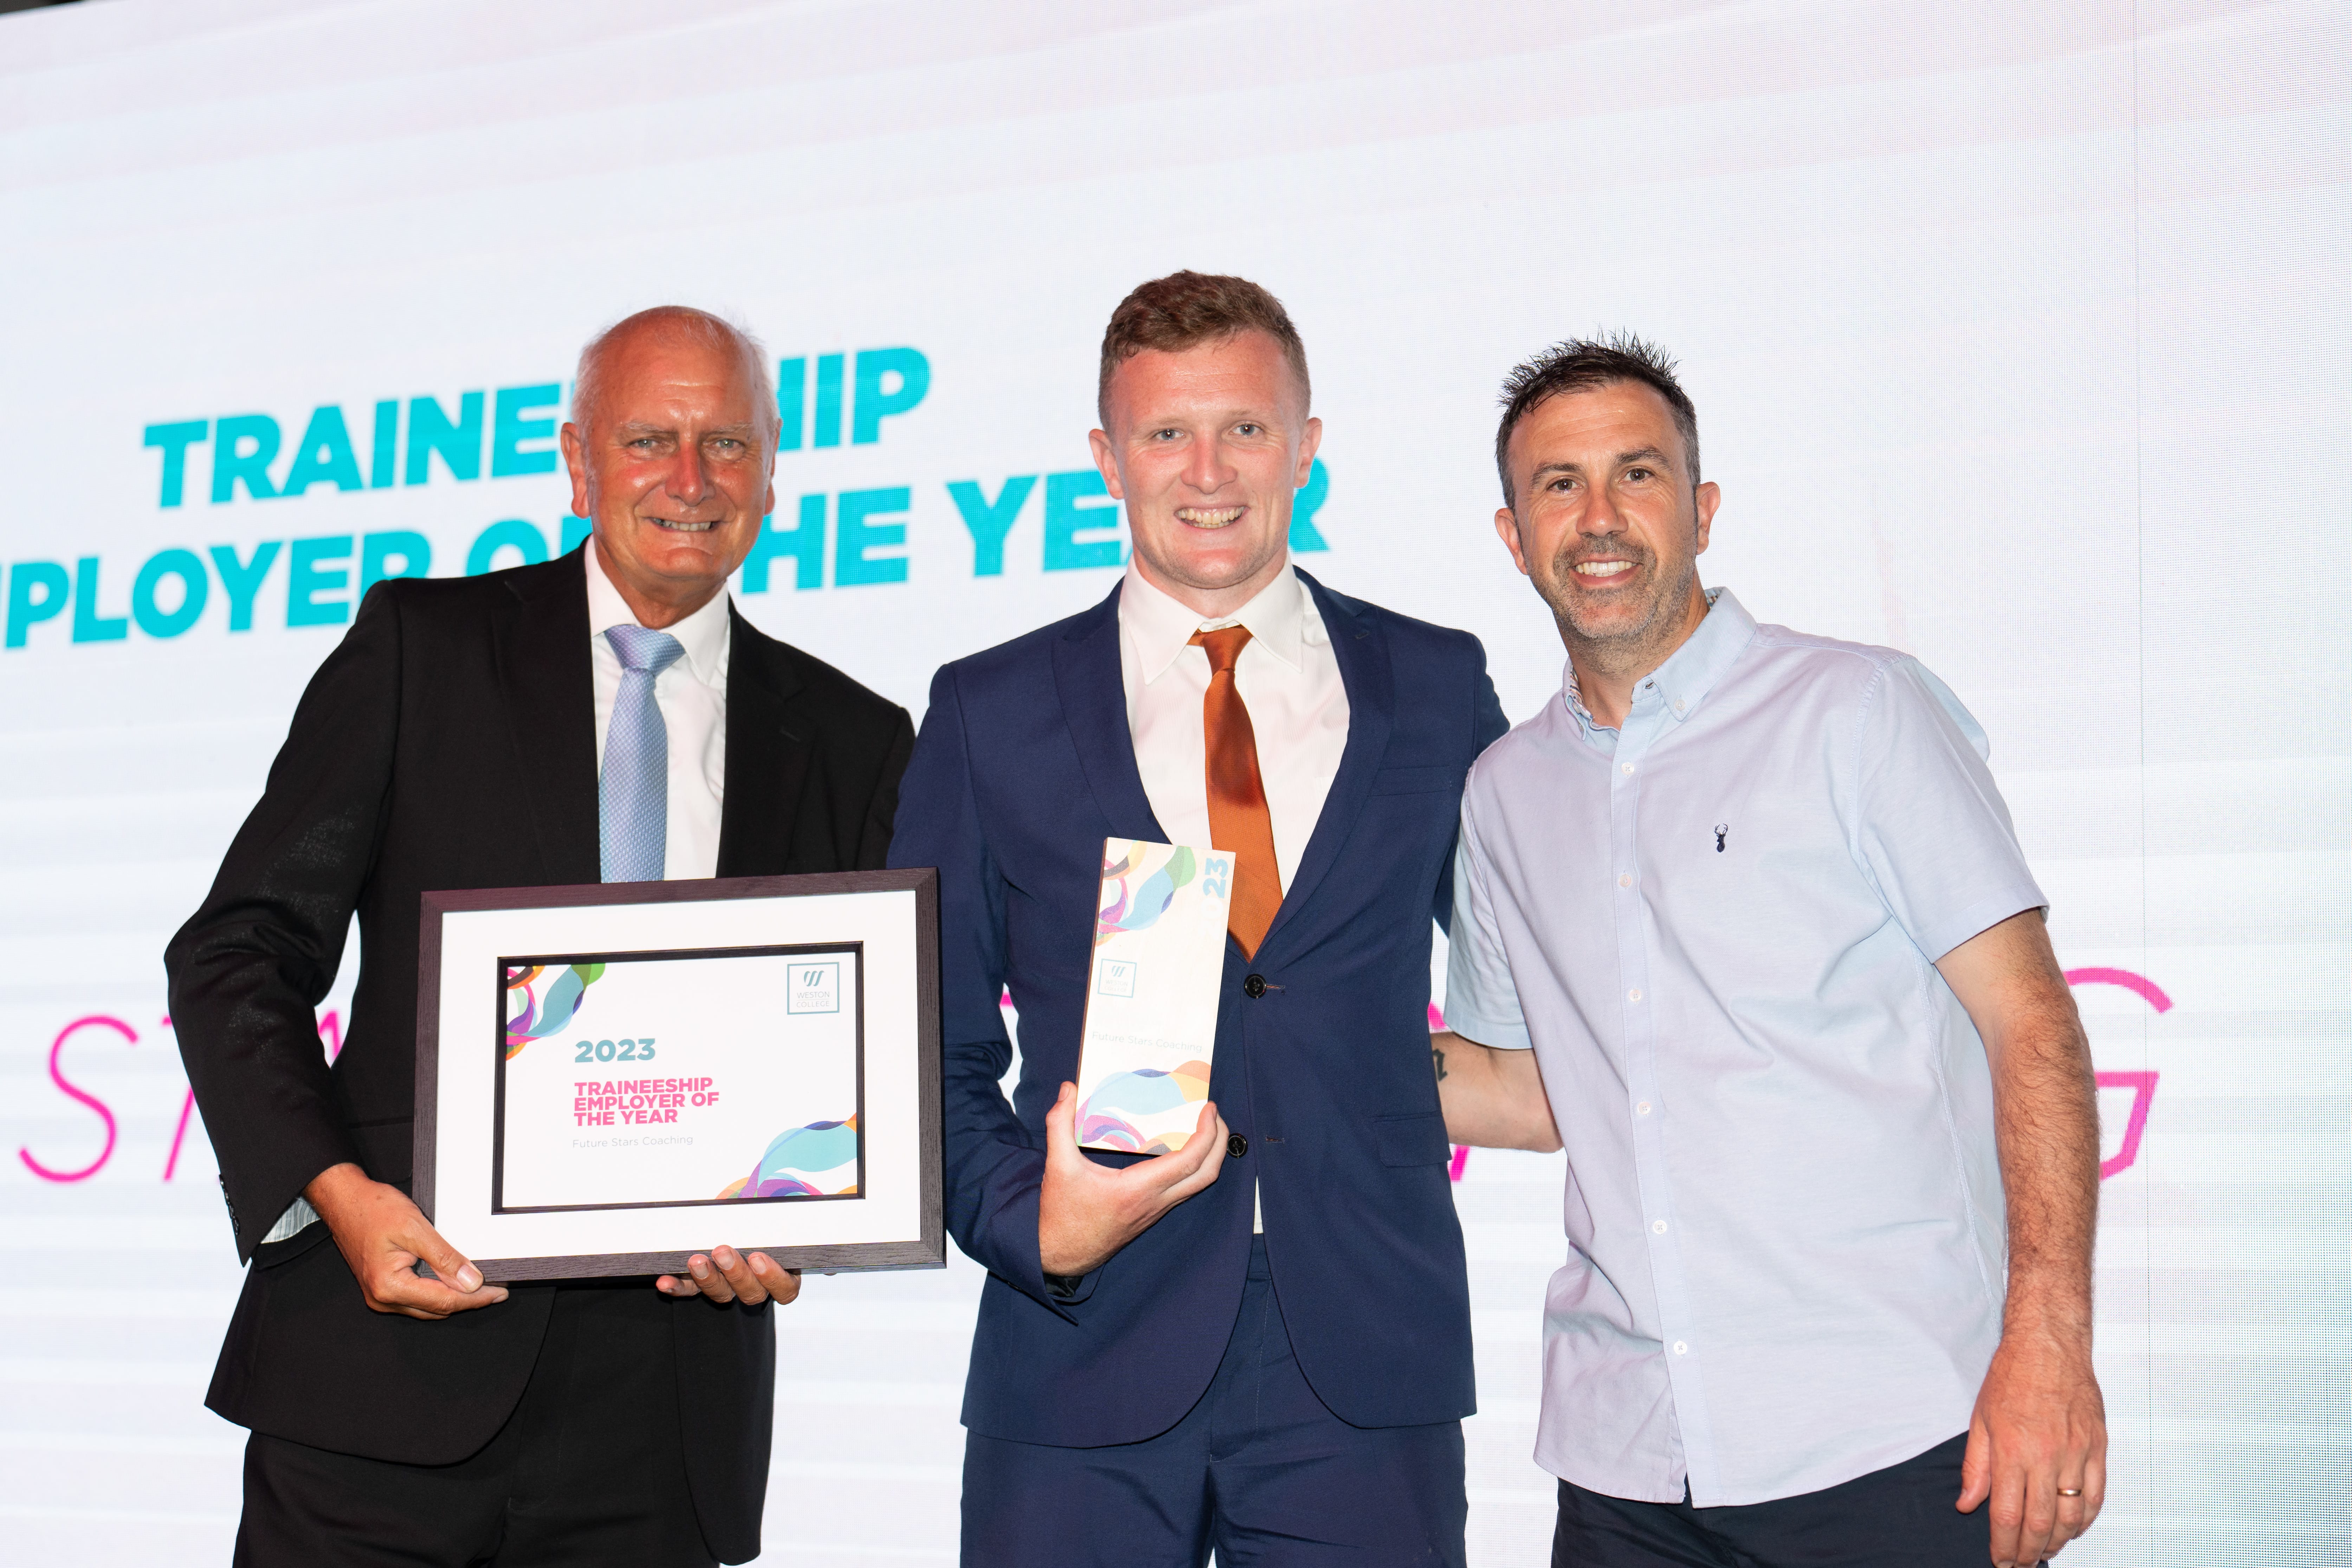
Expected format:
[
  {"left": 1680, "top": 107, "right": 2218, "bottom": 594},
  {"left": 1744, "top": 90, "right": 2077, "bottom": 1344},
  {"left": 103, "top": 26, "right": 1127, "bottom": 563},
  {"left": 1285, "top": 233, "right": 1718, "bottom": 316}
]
[{"left": 493, "top": 944, "right": 864, "bottom": 1214}]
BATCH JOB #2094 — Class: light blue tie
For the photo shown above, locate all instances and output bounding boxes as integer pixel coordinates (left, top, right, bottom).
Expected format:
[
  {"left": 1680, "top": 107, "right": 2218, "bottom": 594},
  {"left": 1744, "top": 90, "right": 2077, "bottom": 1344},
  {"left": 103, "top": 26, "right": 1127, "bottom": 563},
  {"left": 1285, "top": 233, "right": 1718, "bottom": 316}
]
[{"left": 601, "top": 625, "right": 686, "bottom": 883}]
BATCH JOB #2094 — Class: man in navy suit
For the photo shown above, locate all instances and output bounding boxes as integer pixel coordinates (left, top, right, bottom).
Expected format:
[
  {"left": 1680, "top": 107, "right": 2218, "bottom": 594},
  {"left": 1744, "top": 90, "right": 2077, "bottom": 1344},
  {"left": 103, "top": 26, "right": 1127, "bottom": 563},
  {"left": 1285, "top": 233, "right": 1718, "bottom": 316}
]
[{"left": 889, "top": 272, "right": 1508, "bottom": 1564}]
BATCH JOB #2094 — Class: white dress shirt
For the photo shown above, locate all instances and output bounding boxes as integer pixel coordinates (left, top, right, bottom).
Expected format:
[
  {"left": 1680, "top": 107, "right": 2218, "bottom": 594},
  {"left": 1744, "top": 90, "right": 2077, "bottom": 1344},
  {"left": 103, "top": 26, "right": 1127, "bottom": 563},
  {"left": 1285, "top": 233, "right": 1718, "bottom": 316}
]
[
  {"left": 587, "top": 537, "right": 731, "bottom": 882},
  {"left": 1446, "top": 589, "right": 2044, "bottom": 1506},
  {"left": 1119, "top": 563, "right": 1350, "bottom": 891},
  {"left": 263, "top": 544, "right": 734, "bottom": 1246},
  {"left": 1120, "top": 563, "right": 1349, "bottom": 1234}
]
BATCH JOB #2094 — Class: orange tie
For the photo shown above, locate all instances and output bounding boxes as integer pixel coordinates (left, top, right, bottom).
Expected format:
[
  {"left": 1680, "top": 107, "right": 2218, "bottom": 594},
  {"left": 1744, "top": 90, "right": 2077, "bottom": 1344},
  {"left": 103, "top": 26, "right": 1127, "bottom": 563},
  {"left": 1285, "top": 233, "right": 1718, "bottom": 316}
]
[{"left": 1190, "top": 626, "right": 1282, "bottom": 959}]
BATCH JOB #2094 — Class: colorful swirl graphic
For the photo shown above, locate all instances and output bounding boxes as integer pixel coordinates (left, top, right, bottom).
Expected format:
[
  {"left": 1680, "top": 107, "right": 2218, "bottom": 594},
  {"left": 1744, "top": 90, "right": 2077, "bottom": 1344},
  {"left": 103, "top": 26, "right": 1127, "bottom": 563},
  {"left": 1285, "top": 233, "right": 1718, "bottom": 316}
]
[
  {"left": 503, "top": 962, "right": 604, "bottom": 1060},
  {"left": 1096, "top": 843, "right": 1197, "bottom": 947},
  {"left": 1077, "top": 1061, "right": 1211, "bottom": 1153},
  {"left": 715, "top": 1114, "right": 861, "bottom": 1199}
]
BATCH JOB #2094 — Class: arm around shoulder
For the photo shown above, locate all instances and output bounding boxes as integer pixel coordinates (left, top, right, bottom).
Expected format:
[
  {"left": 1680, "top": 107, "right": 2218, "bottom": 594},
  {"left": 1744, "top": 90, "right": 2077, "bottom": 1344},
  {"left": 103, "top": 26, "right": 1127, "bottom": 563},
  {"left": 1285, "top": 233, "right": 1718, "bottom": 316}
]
[
  {"left": 1433, "top": 1030, "right": 1558, "bottom": 1152},
  {"left": 1433, "top": 791, "right": 1554, "bottom": 1151}
]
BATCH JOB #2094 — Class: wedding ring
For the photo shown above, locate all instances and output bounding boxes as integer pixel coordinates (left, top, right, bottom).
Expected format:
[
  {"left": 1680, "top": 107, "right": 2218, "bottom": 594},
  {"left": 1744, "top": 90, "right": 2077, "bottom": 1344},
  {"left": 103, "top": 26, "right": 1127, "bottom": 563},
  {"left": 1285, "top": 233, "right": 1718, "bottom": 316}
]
[{"left": 2057, "top": 1487, "right": 2083, "bottom": 1497}]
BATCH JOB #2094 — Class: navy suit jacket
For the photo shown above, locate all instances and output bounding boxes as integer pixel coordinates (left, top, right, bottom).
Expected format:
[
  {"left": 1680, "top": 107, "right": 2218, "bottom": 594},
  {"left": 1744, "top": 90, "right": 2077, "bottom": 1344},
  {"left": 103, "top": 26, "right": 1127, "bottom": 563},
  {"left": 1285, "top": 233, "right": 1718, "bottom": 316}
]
[{"left": 888, "top": 569, "right": 1508, "bottom": 1447}]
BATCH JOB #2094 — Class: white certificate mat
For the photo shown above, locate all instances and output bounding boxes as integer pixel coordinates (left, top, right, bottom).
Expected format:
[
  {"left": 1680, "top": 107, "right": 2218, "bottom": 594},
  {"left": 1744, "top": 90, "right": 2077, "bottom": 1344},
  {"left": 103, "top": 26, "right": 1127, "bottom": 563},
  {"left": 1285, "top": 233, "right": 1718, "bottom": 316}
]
[
  {"left": 417, "top": 871, "right": 941, "bottom": 1281},
  {"left": 494, "top": 946, "right": 863, "bottom": 1213}
]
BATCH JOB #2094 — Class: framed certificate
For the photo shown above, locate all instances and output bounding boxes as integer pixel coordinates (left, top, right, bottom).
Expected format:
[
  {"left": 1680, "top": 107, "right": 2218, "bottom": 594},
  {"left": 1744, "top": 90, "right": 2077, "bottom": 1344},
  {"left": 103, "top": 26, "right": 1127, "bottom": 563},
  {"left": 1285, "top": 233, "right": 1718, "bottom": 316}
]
[{"left": 414, "top": 870, "right": 941, "bottom": 1282}]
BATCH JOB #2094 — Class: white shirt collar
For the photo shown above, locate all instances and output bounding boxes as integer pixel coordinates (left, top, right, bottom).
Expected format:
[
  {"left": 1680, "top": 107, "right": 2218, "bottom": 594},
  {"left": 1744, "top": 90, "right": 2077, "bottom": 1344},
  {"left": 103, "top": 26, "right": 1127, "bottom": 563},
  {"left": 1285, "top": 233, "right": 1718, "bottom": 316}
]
[
  {"left": 584, "top": 536, "right": 731, "bottom": 684},
  {"left": 1119, "top": 562, "right": 1309, "bottom": 685},
  {"left": 1561, "top": 586, "right": 1750, "bottom": 736}
]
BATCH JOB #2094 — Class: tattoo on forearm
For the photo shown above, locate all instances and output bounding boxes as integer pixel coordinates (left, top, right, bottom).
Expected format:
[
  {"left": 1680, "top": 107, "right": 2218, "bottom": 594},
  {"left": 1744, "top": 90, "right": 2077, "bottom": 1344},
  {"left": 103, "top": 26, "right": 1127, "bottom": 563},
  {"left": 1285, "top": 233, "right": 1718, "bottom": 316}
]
[{"left": 1431, "top": 1046, "right": 1448, "bottom": 1082}]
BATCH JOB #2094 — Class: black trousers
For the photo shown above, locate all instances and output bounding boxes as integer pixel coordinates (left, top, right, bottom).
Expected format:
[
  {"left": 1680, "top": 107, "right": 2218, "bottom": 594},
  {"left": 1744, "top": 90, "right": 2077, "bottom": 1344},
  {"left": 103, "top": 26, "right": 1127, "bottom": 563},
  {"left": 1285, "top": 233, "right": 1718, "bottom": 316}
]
[
  {"left": 235, "top": 1282, "right": 717, "bottom": 1568},
  {"left": 1553, "top": 1434, "right": 2041, "bottom": 1568}
]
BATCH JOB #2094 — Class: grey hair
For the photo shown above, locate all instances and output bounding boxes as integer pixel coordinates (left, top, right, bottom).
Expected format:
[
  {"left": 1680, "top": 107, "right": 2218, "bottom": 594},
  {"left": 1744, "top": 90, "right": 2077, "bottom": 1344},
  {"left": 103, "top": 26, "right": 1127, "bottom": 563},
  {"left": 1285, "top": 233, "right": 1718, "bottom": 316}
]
[{"left": 570, "top": 305, "right": 778, "bottom": 443}]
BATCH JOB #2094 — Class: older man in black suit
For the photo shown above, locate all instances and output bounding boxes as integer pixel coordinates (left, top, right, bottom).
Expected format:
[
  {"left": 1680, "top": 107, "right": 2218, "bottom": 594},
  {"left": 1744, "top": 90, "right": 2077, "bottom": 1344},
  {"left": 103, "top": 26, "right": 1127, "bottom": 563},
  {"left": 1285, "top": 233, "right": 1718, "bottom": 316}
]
[{"left": 167, "top": 306, "right": 913, "bottom": 1567}]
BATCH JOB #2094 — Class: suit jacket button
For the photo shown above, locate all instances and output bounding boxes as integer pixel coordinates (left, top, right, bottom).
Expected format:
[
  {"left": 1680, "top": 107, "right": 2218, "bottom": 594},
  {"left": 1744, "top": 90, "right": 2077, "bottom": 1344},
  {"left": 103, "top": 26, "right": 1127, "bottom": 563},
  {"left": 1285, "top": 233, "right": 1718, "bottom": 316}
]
[
  {"left": 1243, "top": 974, "right": 1267, "bottom": 998},
  {"left": 1227, "top": 1133, "right": 1248, "bottom": 1158}
]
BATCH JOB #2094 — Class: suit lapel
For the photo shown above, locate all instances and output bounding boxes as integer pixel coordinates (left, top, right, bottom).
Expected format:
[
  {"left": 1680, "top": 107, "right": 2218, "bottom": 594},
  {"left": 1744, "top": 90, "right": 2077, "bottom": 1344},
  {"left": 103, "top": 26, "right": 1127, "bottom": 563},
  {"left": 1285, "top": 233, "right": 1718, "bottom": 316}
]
[
  {"left": 491, "top": 550, "right": 601, "bottom": 888},
  {"left": 716, "top": 607, "right": 814, "bottom": 877},
  {"left": 1258, "top": 569, "right": 1393, "bottom": 955},
  {"left": 1051, "top": 584, "right": 1169, "bottom": 845}
]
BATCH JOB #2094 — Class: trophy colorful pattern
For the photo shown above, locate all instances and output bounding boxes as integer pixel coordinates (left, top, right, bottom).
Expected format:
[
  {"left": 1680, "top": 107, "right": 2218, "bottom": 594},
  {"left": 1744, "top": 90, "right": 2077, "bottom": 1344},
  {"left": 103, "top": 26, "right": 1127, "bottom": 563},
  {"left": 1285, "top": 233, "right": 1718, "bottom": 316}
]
[
  {"left": 1073, "top": 837, "right": 1233, "bottom": 1154},
  {"left": 1096, "top": 842, "right": 1198, "bottom": 945},
  {"left": 1077, "top": 1062, "right": 1213, "bottom": 1153}
]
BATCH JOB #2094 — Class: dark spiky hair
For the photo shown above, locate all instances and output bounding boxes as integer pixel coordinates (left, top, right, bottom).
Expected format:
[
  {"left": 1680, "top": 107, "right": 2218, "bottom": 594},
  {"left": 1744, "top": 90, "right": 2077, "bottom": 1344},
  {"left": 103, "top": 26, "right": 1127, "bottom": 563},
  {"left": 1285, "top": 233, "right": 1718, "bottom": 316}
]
[{"left": 1494, "top": 333, "right": 1699, "bottom": 507}]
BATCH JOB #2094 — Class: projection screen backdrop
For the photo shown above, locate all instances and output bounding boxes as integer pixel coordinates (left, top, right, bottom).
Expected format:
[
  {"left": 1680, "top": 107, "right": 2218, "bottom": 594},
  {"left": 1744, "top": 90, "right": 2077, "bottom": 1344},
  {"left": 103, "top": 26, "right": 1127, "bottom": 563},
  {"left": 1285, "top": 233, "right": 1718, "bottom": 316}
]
[{"left": 2, "top": 1, "right": 2345, "bottom": 1562}]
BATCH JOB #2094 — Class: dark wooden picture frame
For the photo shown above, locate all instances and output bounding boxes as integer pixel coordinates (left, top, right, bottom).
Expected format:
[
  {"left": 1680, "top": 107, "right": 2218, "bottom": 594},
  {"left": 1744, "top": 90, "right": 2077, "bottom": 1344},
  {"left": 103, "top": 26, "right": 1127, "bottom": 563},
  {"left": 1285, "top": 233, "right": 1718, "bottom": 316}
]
[{"left": 415, "top": 869, "right": 942, "bottom": 1282}]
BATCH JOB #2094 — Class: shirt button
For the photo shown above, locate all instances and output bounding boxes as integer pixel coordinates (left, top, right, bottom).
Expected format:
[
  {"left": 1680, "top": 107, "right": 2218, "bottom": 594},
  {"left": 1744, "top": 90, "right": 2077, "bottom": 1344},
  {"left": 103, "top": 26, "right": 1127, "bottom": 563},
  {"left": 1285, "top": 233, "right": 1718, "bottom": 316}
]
[
  {"left": 1627, "top": 988, "right": 1643, "bottom": 1002},
  {"left": 1672, "top": 697, "right": 1686, "bottom": 712},
  {"left": 1673, "top": 1341, "right": 1689, "bottom": 1355},
  {"left": 1617, "top": 873, "right": 1633, "bottom": 888},
  {"left": 1636, "top": 1101, "right": 1652, "bottom": 1116},
  {"left": 1652, "top": 1219, "right": 1668, "bottom": 1234},
  {"left": 1620, "top": 762, "right": 1636, "bottom": 775}
]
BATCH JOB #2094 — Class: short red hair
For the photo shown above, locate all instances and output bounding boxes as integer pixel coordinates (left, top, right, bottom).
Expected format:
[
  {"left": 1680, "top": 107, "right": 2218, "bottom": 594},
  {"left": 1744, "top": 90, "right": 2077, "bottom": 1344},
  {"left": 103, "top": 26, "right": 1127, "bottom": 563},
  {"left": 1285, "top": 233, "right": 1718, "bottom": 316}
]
[{"left": 1097, "top": 271, "right": 1310, "bottom": 425}]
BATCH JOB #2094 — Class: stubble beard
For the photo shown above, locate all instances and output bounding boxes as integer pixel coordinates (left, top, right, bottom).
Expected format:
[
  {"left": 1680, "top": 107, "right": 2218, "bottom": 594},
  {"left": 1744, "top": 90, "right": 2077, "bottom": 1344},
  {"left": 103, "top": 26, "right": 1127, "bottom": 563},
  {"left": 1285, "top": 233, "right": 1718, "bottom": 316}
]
[{"left": 1540, "top": 537, "right": 1698, "bottom": 678}]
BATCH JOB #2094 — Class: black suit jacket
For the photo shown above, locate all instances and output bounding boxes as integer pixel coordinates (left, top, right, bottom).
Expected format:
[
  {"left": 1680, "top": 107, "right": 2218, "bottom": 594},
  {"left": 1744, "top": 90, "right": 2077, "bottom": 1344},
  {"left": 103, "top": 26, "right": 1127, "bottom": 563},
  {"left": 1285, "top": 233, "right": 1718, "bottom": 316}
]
[{"left": 165, "top": 549, "right": 913, "bottom": 1561}]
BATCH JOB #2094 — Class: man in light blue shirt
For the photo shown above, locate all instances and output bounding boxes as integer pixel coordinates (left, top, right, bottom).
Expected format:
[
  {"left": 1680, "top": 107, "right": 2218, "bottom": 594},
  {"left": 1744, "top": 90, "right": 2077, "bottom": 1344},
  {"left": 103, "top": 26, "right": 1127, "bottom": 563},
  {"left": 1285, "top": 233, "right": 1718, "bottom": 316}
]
[{"left": 1433, "top": 337, "right": 2107, "bottom": 1568}]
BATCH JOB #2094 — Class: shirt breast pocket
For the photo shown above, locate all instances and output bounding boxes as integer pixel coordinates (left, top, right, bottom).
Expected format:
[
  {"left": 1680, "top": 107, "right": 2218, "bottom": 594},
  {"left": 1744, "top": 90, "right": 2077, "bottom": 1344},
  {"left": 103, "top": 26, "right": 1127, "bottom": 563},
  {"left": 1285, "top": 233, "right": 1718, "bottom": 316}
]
[{"left": 1370, "top": 765, "right": 1462, "bottom": 797}]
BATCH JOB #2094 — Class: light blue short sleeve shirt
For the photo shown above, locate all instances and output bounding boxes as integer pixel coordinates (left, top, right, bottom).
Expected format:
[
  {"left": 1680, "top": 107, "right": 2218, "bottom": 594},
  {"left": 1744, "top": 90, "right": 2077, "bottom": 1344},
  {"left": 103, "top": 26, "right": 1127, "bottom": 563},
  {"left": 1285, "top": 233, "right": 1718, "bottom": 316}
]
[{"left": 1446, "top": 589, "right": 2045, "bottom": 1507}]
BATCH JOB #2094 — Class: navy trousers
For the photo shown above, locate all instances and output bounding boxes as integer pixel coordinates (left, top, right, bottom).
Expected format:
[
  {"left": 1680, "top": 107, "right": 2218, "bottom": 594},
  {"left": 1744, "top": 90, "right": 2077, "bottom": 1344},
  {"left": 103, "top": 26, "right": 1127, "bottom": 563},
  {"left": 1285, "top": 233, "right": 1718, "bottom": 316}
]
[
  {"left": 962, "top": 1237, "right": 1467, "bottom": 1567},
  {"left": 1552, "top": 1433, "right": 2042, "bottom": 1568}
]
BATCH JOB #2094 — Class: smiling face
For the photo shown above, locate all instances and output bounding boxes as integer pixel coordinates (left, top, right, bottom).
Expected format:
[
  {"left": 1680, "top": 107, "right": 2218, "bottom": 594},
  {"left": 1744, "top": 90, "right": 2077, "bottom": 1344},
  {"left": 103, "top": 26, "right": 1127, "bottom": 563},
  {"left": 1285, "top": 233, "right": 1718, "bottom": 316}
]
[
  {"left": 1495, "top": 379, "right": 1719, "bottom": 680},
  {"left": 561, "top": 322, "right": 777, "bottom": 628},
  {"left": 1088, "top": 330, "right": 1321, "bottom": 619}
]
